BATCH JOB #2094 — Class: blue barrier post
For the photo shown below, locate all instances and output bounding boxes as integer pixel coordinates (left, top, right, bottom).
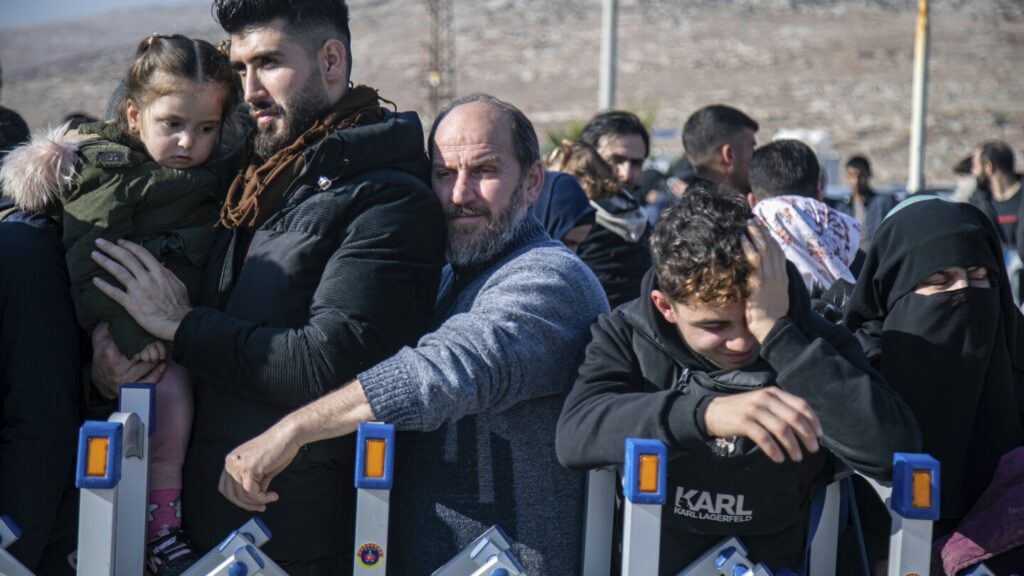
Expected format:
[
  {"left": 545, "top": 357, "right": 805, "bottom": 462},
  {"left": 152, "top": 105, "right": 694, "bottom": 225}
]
[
  {"left": 621, "top": 438, "right": 666, "bottom": 575},
  {"left": 887, "top": 453, "right": 940, "bottom": 575},
  {"left": 857, "top": 453, "right": 941, "bottom": 576},
  {"left": 75, "top": 383, "right": 153, "bottom": 575},
  {"left": 353, "top": 422, "right": 394, "bottom": 574}
]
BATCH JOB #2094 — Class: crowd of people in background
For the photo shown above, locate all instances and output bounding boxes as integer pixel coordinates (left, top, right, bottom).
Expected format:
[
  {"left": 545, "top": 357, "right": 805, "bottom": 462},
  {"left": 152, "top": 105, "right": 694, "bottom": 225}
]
[{"left": 0, "top": 0, "right": 1022, "bottom": 575}]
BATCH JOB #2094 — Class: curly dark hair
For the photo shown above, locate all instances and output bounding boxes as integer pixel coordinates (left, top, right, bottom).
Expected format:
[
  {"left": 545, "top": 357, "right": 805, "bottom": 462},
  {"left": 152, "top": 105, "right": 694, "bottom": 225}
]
[{"left": 650, "top": 181, "right": 753, "bottom": 305}]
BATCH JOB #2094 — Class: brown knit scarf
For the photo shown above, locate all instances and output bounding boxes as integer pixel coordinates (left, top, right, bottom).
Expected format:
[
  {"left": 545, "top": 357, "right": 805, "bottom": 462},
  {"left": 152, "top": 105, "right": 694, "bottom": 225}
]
[{"left": 219, "top": 85, "right": 385, "bottom": 230}]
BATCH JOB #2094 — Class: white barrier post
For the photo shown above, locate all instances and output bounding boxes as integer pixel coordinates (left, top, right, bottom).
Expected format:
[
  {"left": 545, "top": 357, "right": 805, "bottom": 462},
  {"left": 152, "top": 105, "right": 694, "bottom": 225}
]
[
  {"left": 581, "top": 467, "right": 615, "bottom": 576},
  {"left": 887, "top": 453, "right": 939, "bottom": 576},
  {"left": 353, "top": 422, "right": 394, "bottom": 574},
  {"left": 806, "top": 478, "right": 842, "bottom": 574},
  {"left": 75, "top": 383, "right": 153, "bottom": 575},
  {"left": 859, "top": 453, "right": 941, "bottom": 576},
  {"left": 621, "top": 438, "right": 666, "bottom": 576}
]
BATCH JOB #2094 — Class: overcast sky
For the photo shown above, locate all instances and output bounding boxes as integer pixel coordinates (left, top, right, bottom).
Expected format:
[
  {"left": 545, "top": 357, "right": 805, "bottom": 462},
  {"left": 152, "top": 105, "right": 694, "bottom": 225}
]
[{"left": 0, "top": 0, "right": 208, "bottom": 30}]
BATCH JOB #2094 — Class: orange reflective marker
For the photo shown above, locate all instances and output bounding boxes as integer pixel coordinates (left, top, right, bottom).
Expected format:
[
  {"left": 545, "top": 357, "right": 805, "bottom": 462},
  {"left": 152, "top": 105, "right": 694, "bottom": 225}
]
[
  {"left": 638, "top": 454, "right": 659, "bottom": 493},
  {"left": 86, "top": 437, "right": 109, "bottom": 477},
  {"left": 364, "top": 439, "right": 386, "bottom": 479},
  {"left": 911, "top": 470, "right": 931, "bottom": 509}
]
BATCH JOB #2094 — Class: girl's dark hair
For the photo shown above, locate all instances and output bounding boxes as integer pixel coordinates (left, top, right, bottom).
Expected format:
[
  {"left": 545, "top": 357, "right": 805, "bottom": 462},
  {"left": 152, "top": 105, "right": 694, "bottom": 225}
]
[{"left": 115, "top": 34, "right": 241, "bottom": 137}]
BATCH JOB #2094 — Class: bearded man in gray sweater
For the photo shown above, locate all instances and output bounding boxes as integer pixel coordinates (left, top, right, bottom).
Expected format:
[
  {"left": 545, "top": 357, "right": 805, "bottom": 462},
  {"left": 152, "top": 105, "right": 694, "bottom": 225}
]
[{"left": 220, "top": 93, "right": 609, "bottom": 573}]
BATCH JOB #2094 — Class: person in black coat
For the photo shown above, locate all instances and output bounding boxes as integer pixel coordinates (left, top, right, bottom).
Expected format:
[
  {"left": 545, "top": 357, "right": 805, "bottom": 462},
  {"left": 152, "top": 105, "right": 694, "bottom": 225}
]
[
  {"left": 0, "top": 198, "right": 82, "bottom": 574},
  {"left": 557, "top": 183, "right": 921, "bottom": 572},
  {"left": 0, "top": 100, "right": 82, "bottom": 573},
  {"left": 845, "top": 196, "right": 1024, "bottom": 533},
  {"left": 549, "top": 140, "right": 651, "bottom": 309},
  {"left": 87, "top": 2, "right": 447, "bottom": 572}
]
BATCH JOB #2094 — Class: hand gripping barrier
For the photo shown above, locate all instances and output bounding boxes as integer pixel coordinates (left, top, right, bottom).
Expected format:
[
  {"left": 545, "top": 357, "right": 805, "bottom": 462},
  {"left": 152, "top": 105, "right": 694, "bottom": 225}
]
[
  {"left": 181, "top": 517, "right": 286, "bottom": 576},
  {"left": 353, "top": 422, "right": 394, "bottom": 574},
  {"left": 74, "top": 383, "right": 153, "bottom": 575},
  {"left": 0, "top": 515, "right": 34, "bottom": 575}
]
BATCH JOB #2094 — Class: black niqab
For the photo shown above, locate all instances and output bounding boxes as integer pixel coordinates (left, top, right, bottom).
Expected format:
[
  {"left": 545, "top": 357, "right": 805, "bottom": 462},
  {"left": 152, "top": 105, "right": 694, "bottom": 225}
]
[{"left": 844, "top": 197, "right": 1024, "bottom": 521}]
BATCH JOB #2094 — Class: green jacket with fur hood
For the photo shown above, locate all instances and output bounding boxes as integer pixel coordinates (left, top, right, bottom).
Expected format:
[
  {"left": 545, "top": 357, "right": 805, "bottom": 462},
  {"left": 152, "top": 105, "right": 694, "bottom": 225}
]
[{"left": 0, "top": 121, "right": 229, "bottom": 357}]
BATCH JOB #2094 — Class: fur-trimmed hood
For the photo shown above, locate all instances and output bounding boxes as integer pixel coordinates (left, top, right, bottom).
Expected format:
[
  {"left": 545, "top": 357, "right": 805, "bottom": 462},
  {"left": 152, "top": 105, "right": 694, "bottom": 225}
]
[{"left": 0, "top": 123, "right": 94, "bottom": 213}]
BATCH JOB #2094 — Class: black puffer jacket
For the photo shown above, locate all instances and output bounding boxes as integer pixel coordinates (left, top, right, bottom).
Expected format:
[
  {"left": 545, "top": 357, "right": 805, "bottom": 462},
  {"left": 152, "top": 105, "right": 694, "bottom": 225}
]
[
  {"left": 174, "top": 111, "right": 447, "bottom": 564},
  {"left": 557, "top": 267, "right": 921, "bottom": 571}
]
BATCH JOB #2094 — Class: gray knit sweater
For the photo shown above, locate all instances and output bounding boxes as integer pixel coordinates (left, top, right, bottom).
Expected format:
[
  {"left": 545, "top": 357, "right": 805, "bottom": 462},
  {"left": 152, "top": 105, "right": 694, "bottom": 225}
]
[{"left": 360, "top": 215, "right": 609, "bottom": 574}]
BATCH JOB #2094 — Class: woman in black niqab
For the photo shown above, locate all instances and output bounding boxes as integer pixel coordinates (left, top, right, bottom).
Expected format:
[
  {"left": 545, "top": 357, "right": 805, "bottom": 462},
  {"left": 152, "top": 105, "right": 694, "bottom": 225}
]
[{"left": 845, "top": 196, "right": 1024, "bottom": 528}]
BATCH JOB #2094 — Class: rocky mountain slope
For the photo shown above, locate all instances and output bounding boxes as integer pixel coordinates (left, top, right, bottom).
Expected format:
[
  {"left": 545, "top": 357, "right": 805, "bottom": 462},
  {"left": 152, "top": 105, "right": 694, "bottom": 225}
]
[{"left": 2, "top": 0, "right": 1021, "bottom": 184}]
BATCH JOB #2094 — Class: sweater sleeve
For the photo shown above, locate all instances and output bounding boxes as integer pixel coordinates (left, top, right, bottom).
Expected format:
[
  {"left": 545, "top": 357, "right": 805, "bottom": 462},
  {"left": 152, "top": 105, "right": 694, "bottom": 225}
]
[
  {"left": 555, "top": 313, "right": 712, "bottom": 470},
  {"left": 173, "top": 181, "right": 447, "bottom": 407},
  {"left": 760, "top": 315, "right": 923, "bottom": 480},
  {"left": 359, "top": 249, "right": 608, "bottom": 432}
]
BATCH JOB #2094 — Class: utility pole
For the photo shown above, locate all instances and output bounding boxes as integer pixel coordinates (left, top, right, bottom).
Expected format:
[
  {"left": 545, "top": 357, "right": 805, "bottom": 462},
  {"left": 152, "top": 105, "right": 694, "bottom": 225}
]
[
  {"left": 599, "top": 0, "right": 618, "bottom": 110},
  {"left": 907, "top": 0, "right": 929, "bottom": 195},
  {"left": 426, "top": 0, "right": 456, "bottom": 117}
]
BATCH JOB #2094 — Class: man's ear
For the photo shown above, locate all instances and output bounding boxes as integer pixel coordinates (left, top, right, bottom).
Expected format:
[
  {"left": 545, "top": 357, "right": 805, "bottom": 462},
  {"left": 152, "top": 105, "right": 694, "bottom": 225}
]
[
  {"left": 746, "top": 192, "right": 757, "bottom": 209},
  {"left": 523, "top": 161, "right": 544, "bottom": 205},
  {"left": 651, "top": 290, "right": 678, "bottom": 324},
  {"left": 319, "top": 39, "right": 348, "bottom": 83},
  {"left": 720, "top": 143, "right": 735, "bottom": 169}
]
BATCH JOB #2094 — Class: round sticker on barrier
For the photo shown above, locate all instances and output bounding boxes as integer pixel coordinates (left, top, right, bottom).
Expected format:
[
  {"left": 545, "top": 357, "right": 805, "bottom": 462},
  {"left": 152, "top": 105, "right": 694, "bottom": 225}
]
[{"left": 357, "top": 543, "right": 384, "bottom": 568}]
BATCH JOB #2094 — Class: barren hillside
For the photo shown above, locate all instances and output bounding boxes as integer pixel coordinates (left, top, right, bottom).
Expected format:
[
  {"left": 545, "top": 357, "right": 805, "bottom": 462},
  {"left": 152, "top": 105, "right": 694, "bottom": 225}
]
[{"left": 1, "top": 0, "right": 1022, "bottom": 185}]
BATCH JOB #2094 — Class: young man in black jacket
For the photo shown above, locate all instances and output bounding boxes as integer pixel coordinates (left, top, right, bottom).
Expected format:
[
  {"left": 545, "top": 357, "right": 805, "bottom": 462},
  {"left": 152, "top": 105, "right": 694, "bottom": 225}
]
[{"left": 556, "top": 182, "right": 921, "bottom": 573}]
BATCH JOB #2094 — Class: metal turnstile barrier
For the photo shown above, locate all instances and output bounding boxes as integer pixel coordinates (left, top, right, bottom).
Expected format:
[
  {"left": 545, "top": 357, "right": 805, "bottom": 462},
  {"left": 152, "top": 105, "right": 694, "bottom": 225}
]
[
  {"left": 860, "top": 452, "right": 940, "bottom": 576},
  {"left": 74, "top": 383, "right": 153, "bottom": 575},
  {"left": 581, "top": 467, "right": 615, "bottom": 575},
  {"left": 182, "top": 517, "right": 285, "bottom": 576},
  {"left": 621, "top": 438, "right": 667, "bottom": 576},
  {"left": 0, "top": 515, "right": 34, "bottom": 575},
  {"left": 431, "top": 525, "right": 524, "bottom": 576},
  {"left": 353, "top": 422, "right": 394, "bottom": 574}
]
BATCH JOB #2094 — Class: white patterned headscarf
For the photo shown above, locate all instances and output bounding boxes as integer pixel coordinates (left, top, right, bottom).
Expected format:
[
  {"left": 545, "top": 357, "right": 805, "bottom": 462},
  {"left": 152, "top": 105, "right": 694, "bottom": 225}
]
[{"left": 753, "top": 195, "right": 861, "bottom": 292}]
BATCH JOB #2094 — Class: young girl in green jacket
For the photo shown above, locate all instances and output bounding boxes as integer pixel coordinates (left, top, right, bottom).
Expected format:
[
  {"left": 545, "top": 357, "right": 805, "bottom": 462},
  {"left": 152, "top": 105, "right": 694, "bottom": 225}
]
[{"left": 0, "top": 33, "right": 240, "bottom": 575}]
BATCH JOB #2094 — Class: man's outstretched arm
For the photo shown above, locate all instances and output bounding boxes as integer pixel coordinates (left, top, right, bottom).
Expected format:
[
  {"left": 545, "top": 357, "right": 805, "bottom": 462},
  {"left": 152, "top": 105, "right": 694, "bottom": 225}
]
[{"left": 219, "top": 379, "right": 375, "bottom": 511}]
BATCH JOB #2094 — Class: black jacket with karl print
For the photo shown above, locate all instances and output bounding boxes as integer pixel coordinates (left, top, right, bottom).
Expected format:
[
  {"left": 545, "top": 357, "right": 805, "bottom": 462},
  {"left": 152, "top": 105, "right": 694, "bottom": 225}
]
[{"left": 556, "top": 266, "right": 921, "bottom": 570}]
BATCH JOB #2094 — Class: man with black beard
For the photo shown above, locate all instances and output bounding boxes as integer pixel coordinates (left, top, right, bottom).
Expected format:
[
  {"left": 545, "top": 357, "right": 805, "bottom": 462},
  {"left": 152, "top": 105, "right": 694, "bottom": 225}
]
[
  {"left": 87, "top": 0, "right": 446, "bottom": 572},
  {"left": 216, "top": 94, "right": 609, "bottom": 573}
]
